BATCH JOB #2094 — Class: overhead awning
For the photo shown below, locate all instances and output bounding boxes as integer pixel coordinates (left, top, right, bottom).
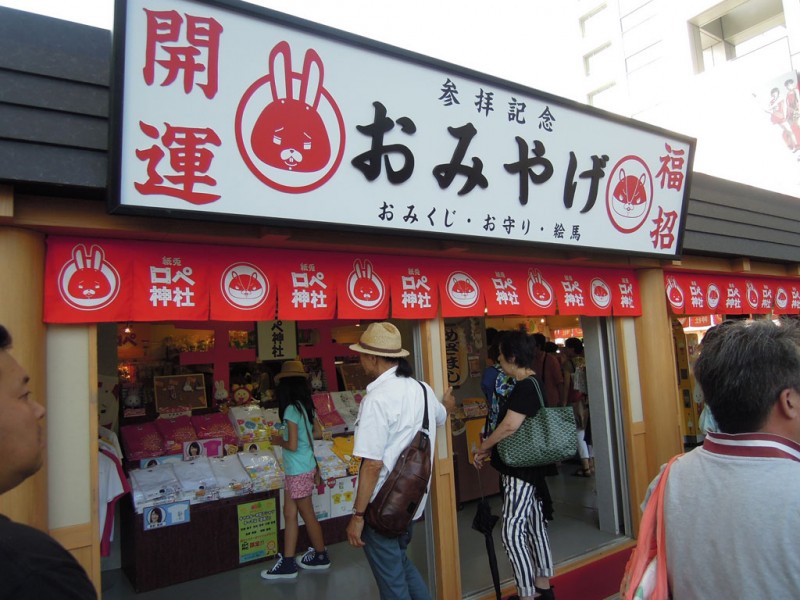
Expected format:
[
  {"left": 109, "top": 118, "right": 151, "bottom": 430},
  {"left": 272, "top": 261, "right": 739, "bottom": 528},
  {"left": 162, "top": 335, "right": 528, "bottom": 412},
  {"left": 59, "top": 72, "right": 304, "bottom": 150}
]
[
  {"left": 44, "top": 236, "right": 644, "bottom": 323},
  {"left": 664, "top": 271, "right": 800, "bottom": 316}
]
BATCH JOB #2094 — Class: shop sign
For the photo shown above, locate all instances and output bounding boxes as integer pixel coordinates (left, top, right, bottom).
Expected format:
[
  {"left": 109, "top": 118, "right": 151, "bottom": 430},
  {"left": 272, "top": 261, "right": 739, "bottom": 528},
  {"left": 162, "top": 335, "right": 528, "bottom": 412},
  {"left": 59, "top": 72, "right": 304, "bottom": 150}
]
[
  {"left": 664, "top": 271, "right": 800, "bottom": 315},
  {"left": 44, "top": 236, "right": 645, "bottom": 322},
  {"left": 111, "top": 0, "right": 694, "bottom": 258}
]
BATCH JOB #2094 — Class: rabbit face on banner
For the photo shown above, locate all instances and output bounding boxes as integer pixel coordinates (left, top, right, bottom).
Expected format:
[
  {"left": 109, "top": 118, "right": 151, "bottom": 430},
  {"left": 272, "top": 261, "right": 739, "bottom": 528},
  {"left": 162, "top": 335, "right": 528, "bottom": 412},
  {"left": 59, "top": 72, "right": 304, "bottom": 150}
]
[
  {"left": 251, "top": 41, "right": 331, "bottom": 173},
  {"left": 59, "top": 243, "right": 120, "bottom": 309}
]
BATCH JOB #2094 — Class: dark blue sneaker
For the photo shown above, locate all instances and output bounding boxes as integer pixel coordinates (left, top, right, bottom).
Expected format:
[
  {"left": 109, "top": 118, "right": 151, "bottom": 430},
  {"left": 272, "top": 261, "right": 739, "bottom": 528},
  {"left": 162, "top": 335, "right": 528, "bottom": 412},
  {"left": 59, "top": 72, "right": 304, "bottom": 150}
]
[
  {"left": 260, "top": 554, "right": 298, "bottom": 579},
  {"left": 298, "top": 547, "right": 331, "bottom": 570}
]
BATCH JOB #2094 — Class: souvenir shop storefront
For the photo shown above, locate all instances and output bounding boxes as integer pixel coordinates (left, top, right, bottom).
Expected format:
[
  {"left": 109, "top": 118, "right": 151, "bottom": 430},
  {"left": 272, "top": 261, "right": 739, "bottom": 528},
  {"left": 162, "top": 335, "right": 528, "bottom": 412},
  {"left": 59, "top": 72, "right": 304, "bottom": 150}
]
[{"left": 5, "top": 0, "right": 778, "bottom": 598}]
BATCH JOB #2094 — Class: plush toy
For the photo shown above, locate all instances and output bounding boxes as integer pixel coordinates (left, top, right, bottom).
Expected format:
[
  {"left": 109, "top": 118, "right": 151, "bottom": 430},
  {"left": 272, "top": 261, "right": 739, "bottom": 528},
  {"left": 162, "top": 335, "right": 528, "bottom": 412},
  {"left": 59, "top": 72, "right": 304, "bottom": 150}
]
[
  {"left": 231, "top": 383, "right": 254, "bottom": 405},
  {"left": 213, "top": 380, "right": 229, "bottom": 403},
  {"left": 310, "top": 370, "right": 324, "bottom": 391}
]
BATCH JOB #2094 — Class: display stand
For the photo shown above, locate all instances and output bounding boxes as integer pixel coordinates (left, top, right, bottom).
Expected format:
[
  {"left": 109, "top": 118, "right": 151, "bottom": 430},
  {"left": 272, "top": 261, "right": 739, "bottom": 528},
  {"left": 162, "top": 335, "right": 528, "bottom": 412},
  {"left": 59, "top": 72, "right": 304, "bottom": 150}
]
[{"left": 120, "top": 492, "right": 351, "bottom": 592}]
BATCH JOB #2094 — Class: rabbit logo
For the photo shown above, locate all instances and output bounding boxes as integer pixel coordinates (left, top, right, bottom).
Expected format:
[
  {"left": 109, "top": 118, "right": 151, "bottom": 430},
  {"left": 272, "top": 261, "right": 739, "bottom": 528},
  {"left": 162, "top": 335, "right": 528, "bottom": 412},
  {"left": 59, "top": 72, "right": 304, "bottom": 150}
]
[
  {"left": 220, "top": 262, "right": 269, "bottom": 309},
  {"left": 58, "top": 244, "right": 120, "bottom": 310},
  {"left": 527, "top": 268, "right": 554, "bottom": 309},
  {"left": 446, "top": 271, "right": 480, "bottom": 308},
  {"left": 605, "top": 155, "right": 654, "bottom": 234},
  {"left": 346, "top": 259, "right": 385, "bottom": 310},
  {"left": 236, "top": 41, "right": 345, "bottom": 194}
]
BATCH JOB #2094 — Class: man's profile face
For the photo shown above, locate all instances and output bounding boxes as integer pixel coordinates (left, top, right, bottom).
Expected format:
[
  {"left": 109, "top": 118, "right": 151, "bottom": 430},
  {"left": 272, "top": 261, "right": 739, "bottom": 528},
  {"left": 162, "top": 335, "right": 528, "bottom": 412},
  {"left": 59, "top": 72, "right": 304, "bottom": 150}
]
[{"left": 0, "top": 349, "right": 46, "bottom": 493}]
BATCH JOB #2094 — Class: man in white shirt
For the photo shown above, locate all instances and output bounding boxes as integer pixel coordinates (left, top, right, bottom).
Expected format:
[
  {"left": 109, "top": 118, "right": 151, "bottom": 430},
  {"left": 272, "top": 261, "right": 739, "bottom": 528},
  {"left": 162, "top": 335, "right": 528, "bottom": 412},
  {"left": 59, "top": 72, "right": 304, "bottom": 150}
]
[{"left": 345, "top": 322, "right": 453, "bottom": 600}]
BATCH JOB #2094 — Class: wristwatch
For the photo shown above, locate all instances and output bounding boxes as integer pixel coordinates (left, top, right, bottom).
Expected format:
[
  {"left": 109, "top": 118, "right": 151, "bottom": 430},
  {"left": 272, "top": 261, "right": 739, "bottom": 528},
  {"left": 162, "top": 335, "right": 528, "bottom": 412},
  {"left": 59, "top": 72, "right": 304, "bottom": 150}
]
[{"left": 352, "top": 508, "right": 365, "bottom": 517}]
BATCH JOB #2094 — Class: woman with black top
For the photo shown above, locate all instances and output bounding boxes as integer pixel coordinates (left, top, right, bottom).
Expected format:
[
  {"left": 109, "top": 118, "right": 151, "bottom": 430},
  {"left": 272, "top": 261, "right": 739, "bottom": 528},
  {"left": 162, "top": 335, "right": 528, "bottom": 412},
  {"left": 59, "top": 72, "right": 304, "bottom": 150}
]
[{"left": 472, "top": 330, "right": 555, "bottom": 600}]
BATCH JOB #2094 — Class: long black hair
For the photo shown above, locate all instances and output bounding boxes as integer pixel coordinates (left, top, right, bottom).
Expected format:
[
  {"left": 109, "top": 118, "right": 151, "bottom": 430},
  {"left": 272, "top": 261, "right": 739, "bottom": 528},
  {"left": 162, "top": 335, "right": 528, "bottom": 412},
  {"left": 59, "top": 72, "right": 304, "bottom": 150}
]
[{"left": 275, "top": 376, "right": 315, "bottom": 424}]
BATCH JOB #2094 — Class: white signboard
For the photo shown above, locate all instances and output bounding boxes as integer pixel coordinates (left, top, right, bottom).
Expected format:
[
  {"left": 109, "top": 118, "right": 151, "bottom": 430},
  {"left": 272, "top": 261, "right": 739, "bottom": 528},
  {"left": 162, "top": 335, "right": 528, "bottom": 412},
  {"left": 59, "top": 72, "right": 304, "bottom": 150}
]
[{"left": 111, "top": 0, "right": 695, "bottom": 257}]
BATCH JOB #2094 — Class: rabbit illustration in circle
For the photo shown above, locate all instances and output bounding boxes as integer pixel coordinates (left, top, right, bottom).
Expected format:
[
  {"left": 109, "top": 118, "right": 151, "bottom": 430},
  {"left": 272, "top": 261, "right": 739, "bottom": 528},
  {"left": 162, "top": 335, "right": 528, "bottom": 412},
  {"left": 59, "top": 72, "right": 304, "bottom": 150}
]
[
  {"left": 67, "top": 244, "right": 112, "bottom": 300},
  {"left": 251, "top": 41, "right": 331, "bottom": 173},
  {"left": 352, "top": 260, "right": 379, "bottom": 301}
]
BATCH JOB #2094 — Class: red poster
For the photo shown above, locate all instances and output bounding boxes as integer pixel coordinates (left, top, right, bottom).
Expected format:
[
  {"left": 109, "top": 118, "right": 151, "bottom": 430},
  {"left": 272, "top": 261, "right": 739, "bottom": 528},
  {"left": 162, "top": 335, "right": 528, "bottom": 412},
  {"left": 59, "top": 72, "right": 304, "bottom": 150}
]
[
  {"left": 608, "top": 269, "right": 642, "bottom": 316},
  {"left": 437, "top": 262, "right": 485, "bottom": 318},
  {"left": 130, "top": 242, "right": 209, "bottom": 321},
  {"left": 475, "top": 263, "right": 528, "bottom": 316},
  {"left": 44, "top": 237, "right": 133, "bottom": 323},
  {"left": 665, "top": 272, "right": 708, "bottom": 315},
  {"left": 333, "top": 255, "right": 391, "bottom": 320},
  {"left": 208, "top": 246, "right": 277, "bottom": 321},
  {"left": 274, "top": 251, "right": 337, "bottom": 320},
  {"left": 384, "top": 257, "right": 439, "bottom": 320},
  {"left": 720, "top": 278, "right": 746, "bottom": 315}
]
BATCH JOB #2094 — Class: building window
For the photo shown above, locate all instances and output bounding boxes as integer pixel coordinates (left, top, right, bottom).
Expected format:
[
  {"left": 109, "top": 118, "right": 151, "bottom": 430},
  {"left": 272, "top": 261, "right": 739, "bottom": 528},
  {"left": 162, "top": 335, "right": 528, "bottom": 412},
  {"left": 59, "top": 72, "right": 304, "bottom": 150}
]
[
  {"left": 691, "top": 0, "right": 786, "bottom": 74},
  {"left": 584, "top": 43, "right": 614, "bottom": 78},
  {"left": 580, "top": 4, "right": 609, "bottom": 40}
]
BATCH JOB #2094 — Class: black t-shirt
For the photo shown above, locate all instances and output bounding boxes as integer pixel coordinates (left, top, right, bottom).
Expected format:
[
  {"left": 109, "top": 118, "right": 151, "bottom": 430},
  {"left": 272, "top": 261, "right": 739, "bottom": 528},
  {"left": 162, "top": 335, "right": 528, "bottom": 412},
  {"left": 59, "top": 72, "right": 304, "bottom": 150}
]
[
  {"left": 0, "top": 515, "right": 97, "bottom": 600},
  {"left": 490, "top": 376, "right": 549, "bottom": 484}
]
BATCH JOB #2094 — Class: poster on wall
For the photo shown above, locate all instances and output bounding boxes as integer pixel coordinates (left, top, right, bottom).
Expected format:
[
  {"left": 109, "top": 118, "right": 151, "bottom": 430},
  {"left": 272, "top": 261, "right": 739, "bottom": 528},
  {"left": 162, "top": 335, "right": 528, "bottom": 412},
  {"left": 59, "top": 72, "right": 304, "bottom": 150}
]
[
  {"left": 111, "top": 0, "right": 694, "bottom": 258},
  {"left": 153, "top": 374, "right": 208, "bottom": 412}
]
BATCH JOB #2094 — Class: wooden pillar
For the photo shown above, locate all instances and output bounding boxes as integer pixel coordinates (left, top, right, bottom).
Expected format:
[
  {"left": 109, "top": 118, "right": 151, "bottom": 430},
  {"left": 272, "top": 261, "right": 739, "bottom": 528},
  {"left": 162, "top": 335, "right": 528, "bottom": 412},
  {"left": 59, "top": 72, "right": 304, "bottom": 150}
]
[
  {"left": 0, "top": 225, "right": 47, "bottom": 529},
  {"left": 633, "top": 268, "right": 682, "bottom": 483},
  {"left": 420, "top": 317, "right": 461, "bottom": 600}
]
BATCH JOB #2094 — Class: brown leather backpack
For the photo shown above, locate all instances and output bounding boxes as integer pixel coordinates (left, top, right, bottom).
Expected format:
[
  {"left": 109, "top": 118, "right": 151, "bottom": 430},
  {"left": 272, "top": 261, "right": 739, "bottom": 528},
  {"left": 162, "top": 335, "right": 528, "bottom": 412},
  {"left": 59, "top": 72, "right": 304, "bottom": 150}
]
[{"left": 365, "top": 381, "right": 432, "bottom": 538}]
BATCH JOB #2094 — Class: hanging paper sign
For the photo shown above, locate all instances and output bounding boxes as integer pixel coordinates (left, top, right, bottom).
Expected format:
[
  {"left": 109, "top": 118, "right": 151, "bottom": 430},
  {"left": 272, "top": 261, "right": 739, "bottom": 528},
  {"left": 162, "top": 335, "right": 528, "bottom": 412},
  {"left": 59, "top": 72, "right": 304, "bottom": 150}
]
[
  {"left": 476, "top": 264, "right": 526, "bottom": 316},
  {"left": 209, "top": 247, "right": 277, "bottom": 320},
  {"left": 130, "top": 242, "right": 209, "bottom": 320},
  {"left": 443, "top": 323, "right": 468, "bottom": 387},
  {"left": 275, "top": 251, "right": 337, "bottom": 320},
  {"left": 384, "top": 257, "right": 439, "bottom": 319},
  {"left": 44, "top": 237, "right": 133, "bottom": 323},
  {"left": 335, "top": 255, "right": 390, "bottom": 320},
  {"left": 438, "top": 264, "right": 485, "bottom": 317}
]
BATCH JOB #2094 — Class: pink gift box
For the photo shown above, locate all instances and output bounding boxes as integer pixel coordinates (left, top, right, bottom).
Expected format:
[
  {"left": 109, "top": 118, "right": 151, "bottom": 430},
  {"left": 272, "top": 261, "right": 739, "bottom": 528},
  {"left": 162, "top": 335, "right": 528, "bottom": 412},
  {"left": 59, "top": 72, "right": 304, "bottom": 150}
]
[
  {"left": 154, "top": 416, "right": 198, "bottom": 455},
  {"left": 191, "top": 412, "right": 238, "bottom": 447},
  {"left": 120, "top": 422, "right": 165, "bottom": 461}
]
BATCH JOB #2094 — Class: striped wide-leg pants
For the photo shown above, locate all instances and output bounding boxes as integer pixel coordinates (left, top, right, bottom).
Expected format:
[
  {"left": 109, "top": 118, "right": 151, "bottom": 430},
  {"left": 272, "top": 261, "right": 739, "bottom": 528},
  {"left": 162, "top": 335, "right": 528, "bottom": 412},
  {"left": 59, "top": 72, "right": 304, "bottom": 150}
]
[{"left": 500, "top": 474, "right": 554, "bottom": 597}]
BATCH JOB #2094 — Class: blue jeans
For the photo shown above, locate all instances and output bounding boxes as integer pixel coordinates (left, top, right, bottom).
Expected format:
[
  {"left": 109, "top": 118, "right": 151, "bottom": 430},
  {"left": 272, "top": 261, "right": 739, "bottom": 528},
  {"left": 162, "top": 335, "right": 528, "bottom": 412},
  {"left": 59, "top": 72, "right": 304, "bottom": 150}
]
[{"left": 362, "top": 522, "right": 431, "bottom": 600}]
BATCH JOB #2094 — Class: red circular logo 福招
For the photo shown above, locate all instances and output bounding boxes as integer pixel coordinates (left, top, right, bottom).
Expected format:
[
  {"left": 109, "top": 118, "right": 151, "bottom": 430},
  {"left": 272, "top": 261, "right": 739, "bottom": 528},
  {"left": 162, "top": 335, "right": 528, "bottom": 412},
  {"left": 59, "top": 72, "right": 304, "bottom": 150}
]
[{"left": 606, "top": 155, "right": 654, "bottom": 234}]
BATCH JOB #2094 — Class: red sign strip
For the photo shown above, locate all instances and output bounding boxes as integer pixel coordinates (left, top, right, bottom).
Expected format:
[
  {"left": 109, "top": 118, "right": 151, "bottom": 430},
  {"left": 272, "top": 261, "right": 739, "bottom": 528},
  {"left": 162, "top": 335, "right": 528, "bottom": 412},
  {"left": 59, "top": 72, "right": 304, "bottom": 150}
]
[{"left": 44, "top": 236, "right": 651, "bottom": 323}]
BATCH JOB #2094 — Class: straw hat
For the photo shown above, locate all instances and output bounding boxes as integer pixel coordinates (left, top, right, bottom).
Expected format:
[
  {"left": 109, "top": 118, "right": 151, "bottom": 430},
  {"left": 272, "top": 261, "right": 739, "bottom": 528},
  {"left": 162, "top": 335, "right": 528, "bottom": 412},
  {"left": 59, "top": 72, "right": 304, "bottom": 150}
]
[
  {"left": 274, "top": 360, "right": 308, "bottom": 381},
  {"left": 349, "top": 322, "right": 409, "bottom": 358}
]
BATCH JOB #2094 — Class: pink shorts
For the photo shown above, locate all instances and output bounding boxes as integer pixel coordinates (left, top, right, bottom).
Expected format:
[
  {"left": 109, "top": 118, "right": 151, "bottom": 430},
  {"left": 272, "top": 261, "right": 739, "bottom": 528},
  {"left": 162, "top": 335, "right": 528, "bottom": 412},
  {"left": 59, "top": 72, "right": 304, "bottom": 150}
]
[{"left": 285, "top": 470, "right": 316, "bottom": 500}]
